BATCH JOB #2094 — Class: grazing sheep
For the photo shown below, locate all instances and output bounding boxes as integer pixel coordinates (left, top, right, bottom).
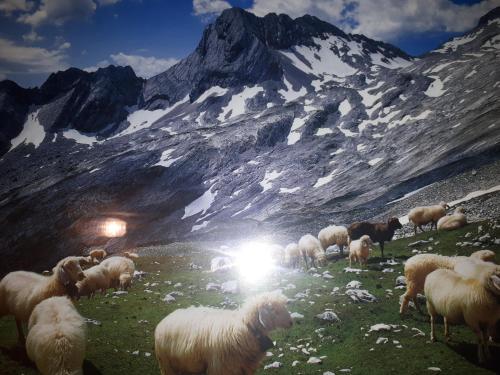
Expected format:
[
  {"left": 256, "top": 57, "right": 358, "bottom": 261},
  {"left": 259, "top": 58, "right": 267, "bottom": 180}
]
[
  {"left": 89, "top": 249, "right": 107, "bottom": 263},
  {"left": 284, "top": 243, "right": 300, "bottom": 268},
  {"left": 100, "top": 256, "right": 135, "bottom": 290},
  {"left": 26, "top": 296, "right": 86, "bottom": 375},
  {"left": 408, "top": 202, "right": 449, "bottom": 235},
  {"left": 318, "top": 225, "right": 349, "bottom": 255},
  {"left": 348, "top": 218, "right": 402, "bottom": 258},
  {"left": 269, "top": 244, "right": 285, "bottom": 266},
  {"left": 0, "top": 257, "right": 85, "bottom": 344},
  {"left": 437, "top": 206, "right": 467, "bottom": 231},
  {"left": 124, "top": 251, "right": 139, "bottom": 259},
  {"left": 424, "top": 268, "right": 500, "bottom": 363},
  {"left": 76, "top": 265, "right": 110, "bottom": 299},
  {"left": 453, "top": 256, "right": 499, "bottom": 280},
  {"left": 348, "top": 235, "right": 373, "bottom": 267},
  {"left": 154, "top": 291, "right": 292, "bottom": 375},
  {"left": 298, "top": 234, "right": 326, "bottom": 268},
  {"left": 400, "top": 250, "right": 496, "bottom": 314}
]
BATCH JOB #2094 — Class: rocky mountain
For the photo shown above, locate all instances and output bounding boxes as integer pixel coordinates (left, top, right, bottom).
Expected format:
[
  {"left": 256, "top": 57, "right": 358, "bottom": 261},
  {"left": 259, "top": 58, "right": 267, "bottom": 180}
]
[{"left": 0, "top": 7, "right": 499, "bottom": 275}]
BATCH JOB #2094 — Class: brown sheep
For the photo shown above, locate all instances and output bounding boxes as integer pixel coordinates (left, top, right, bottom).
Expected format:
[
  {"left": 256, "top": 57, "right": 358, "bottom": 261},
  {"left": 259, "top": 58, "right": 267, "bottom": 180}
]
[{"left": 348, "top": 217, "right": 402, "bottom": 258}]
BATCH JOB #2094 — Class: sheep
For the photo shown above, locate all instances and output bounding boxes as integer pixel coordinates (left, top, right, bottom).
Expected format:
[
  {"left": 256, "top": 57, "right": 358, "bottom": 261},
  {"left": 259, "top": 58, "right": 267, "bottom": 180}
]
[
  {"left": 469, "top": 249, "right": 496, "bottom": 263},
  {"left": 0, "top": 256, "right": 85, "bottom": 344},
  {"left": 298, "top": 234, "right": 326, "bottom": 269},
  {"left": 154, "top": 290, "right": 292, "bottom": 375},
  {"left": 408, "top": 201, "right": 449, "bottom": 235},
  {"left": 348, "top": 217, "right": 402, "bottom": 258},
  {"left": 89, "top": 248, "right": 107, "bottom": 263},
  {"left": 437, "top": 206, "right": 467, "bottom": 231},
  {"left": 124, "top": 251, "right": 139, "bottom": 259},
  {"left": 424, "top": 267, "right": 500, "bottom": 363},
  {"left": 100, "top": 256, "right": 135, "bottom": 290},
  {"left": 400, "top": 250, "right": 496, "bottom": 314},
  {"left": 76, "top": 264, "right": 110, "bottom": 299},
  {"left": 453, "top": 256, "right": 499, "bottom": 280},
  {"left": 318, "top": 225, "right": 349, "bottom": 255},
  {"left": 26, "top": 296, "right": 86, "bottom": 375},
  {"left": 348, "top": 235, "right": 373, "bottom": 267},
  {"left": 284, "top": 243, "right": 300, "bottom": 268},
  {"left": 269, "top": 244, "right": 285, "bottom": 266}
]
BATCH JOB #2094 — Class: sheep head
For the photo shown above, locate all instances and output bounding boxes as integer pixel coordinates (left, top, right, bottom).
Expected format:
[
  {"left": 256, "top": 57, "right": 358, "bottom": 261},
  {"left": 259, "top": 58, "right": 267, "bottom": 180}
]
[
  {"left": 388, "top": 217, "right": 403, "bottom": 230},
  {"left": 245, "top": 291, "right": 292, "bottom": 333},
  {"left": 455, "top": 206, "right": 465, "bottom": 214},
  {"left": 57, "top": 258, "right": 85, "bottom": 287},
  {"left": 360, "top": 235, "right": 372, "bottom": 247},
  {"left": 316, "top": 251, "right": 327, "bottom": 266}
]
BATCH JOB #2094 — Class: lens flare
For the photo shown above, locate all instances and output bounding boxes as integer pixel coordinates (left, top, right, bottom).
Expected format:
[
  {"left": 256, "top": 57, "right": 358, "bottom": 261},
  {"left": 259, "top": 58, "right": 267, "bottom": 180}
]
[
  {"left": 235, "top": 241, "right": 276, "bottom": 283},
  {"left": 102, "top": 218, "right": 127, "bottom": 237}
]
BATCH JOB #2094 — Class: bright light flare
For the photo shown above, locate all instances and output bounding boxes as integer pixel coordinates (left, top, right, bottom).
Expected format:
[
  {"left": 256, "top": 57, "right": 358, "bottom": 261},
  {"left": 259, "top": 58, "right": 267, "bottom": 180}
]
[
  {"left": 235, "top": 241, "right": 276, "bottom": 284},
  {"left": 101, "top": 218, "right": 127, "bottom": 237}
]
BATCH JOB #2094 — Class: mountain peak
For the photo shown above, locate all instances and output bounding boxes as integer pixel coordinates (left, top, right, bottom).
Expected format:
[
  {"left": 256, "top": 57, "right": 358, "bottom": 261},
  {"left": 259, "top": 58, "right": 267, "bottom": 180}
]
[{"left": 477, "top": 6, "right": 500, "bottom": 27}]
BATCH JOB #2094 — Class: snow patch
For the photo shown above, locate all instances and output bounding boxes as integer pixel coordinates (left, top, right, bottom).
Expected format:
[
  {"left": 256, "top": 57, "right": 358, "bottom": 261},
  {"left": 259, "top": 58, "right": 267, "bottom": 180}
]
[
  {"left": 338, "top": 99, "right": 352, "bottom": 117},
  {"left": 9, "top": 110, "right": 46, "bottom": 152},
  {"left": 218, "top": 85, "right": 264, "bottom": 121},
  {"left": 153, "top": 148, "right": 182, "bottom": 168},
  {"left": 314, "top": 169, "right": 338, "bottom": 188},
  {"left": 280, "top": 186, "right": 300, "bottom": 194},
  {"left": 279, "top": 77, "right": 307, "bottom": 103},
  {"left": 368, "top": 157, "right": 383, "bottom": 166},
  {"left": 316, "top": 128, "right": 333, "bottom": 136},
  {"left": 62, "top": 129, "right": 101, "bottom": 147},
  {"left": 260, "top": 170, "right": 283, "bottom": 192},
  {"left": 182, "top": 186, "right": 217, "bottom": 219},
  {"left": 194, "top": 86, "right": 228, "bottom": 104},
  {"left": 424, "top": 76, "right": 446, "bottom": 97}
]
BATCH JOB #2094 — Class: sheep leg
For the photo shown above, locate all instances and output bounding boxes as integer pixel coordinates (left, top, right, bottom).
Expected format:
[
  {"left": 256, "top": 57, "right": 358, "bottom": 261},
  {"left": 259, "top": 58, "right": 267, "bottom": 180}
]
[
  {"left": 444, "top": 317, "right": 451, "bottom": 341},
  {"left": 379, "top": 242, "right": 385, "bottom": 258},
  {"left": 430, "top": 315, "right": 436, "bottom": 342},
  {"left": 399, "top": 293, "right": 410, "bottom": 314},
  {"left": 339, "top": 245, "right": 344, "bottom": 255},
  {"left": 15, "top": 319, "right": 25, "bottom": 345},
  {"left": 413, "top": 296, "right": 423, "bottom": 314},
  {"left": 482, "top": 329, "right": 491, "bottom": 360},
  {"left": 311, "top": 258, "right": 317, "bottom": 269},
  {"left": 418, "top": 225, "right": 425, "bottom": 233},
  {"left": 302, "top": 254, "right": 309, "bottom": 269}
]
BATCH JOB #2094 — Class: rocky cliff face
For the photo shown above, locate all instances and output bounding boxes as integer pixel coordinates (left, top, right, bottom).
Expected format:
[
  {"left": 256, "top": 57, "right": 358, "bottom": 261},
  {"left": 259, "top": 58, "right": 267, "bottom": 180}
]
[{"left": 0, "top": 7, "right": 499, "bottom": 275}]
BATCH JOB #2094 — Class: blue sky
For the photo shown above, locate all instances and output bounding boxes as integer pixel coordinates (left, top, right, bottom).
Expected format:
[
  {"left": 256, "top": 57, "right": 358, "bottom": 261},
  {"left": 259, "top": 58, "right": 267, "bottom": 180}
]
[{"left": 0, "top": 0, "right": 498, "bottom": 87}]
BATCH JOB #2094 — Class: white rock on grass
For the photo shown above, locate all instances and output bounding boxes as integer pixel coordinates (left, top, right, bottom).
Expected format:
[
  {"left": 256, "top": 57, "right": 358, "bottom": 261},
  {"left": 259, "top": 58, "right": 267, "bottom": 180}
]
[
  {"left": 316, "top": 311, "right": 340, "bottom": 322},
  {"left": 221, "top": 280, "right": 239, "bottom": 294},
  {"left": 264, "top": 361, "right": 282, "bottom": 369},
  {"left": 323, "top": 372, "right": 336, "bottom": 375},
  {"left": 290, "top": 312, "right": 304, "bottom": 319},
  {"left": 307, "top": 357, "right": 322, "bottom": 364},
  {"left": 376, "top": 337, "right": 388, "bottom": 344},
  {"left": 113, "top": 291, "right": 128, "bottom": 296},
  {"left": 323, "top": 273, "right": 334, "bottom": 279},
  {"left": 345, "top": 289, "right": 377, "bottom": 303},
  {"left": 395, "top": 276, "right": 406, "bottom": 286},
  {"left": 162, "top": 294, "right": 176, "bottom": 303},
  {"left": 346, "top": 280, "right": 362, "bottom": 289},
  {"left": 206, "top": 283, "right": 221, "bottom": 291},
  {"left": 427, "top": 367, "right": 441, "bottom": 372},
  {"left": 292, "top": 360, "right": 300, "bottom": 367},
  {"left": 368, "top": 323, "right": 392, "bottom": 332},
  {"left": 382, "top": 268, "right": 394, "bottom": 273},
  {"left": 343, "top": 267, "right": 366, "bottom": 273},
  {"left": 412, "top": 327, "right": 425, "bottom": 337}
]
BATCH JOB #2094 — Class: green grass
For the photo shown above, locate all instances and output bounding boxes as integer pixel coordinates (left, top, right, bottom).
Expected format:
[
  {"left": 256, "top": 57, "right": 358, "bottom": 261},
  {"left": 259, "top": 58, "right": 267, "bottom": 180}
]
[{"left": 1, "top": 221, "right": 499, "bottom": 374}]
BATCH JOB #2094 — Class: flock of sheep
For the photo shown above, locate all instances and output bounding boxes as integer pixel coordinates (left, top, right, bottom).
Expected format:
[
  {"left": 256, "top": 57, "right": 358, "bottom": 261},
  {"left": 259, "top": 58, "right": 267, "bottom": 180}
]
[{"left": 0, "top": 199, "right": 497, "bottom": 374}]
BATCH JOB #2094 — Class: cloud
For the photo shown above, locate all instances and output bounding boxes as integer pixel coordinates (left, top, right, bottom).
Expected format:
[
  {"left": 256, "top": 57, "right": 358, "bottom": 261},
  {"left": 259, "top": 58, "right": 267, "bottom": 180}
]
[
  {"left": 249, "top": 0, "right": 500, "bottom": 41},
  {"left": 193, "top": 0, "right": 231, "bottom": 16},
  {"left": 0, "top": 0, "right": 33, "bottom": 14},
  {"left": 97, "top": 0, "right": 121, "bottom": 5},
  {"left": 85, "top": 53, "right": 179, "bottom": 78},
  {"left": 0, "top": 37, "right": 68, "bottom": 74},
  {"left": 22, "top": 30, "right": 43, "bottom": 42},
  {"left": 17, "top": 0, "right": 96, "bottom": 27}
]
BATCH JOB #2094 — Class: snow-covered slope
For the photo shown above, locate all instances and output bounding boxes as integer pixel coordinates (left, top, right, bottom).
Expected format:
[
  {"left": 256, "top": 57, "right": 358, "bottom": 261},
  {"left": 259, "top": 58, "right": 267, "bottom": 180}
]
[{"left": 0, "top": 7, "right": 499, "bottom": 274}]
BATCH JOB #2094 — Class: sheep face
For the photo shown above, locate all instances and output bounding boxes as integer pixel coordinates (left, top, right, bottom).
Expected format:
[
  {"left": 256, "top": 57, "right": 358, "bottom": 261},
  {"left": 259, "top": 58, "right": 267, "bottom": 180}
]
[
  {"left": 61, "top": 259, "right": 85, "bottom": 283},
  {"left": 388, "top": 217, "right": 403, "bottom": 230},
  {"left": 316, "top": 252, "right": 327, "bottom": 266},
  {"left": 360, "top": 235, "right": 372, "bottom": 247},
  {"left": 258, "top": 301, "right": 292, "bottom": 330}
]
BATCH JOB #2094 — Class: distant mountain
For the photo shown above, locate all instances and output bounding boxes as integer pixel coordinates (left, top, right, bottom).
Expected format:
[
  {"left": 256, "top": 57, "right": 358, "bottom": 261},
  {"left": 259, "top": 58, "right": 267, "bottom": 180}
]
[{"left": 0, "top": 7, "right": 499, "bottom": 275}]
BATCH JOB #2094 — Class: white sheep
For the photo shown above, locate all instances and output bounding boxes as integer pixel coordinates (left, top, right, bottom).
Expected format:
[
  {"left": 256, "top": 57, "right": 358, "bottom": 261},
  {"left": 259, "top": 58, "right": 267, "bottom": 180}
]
[
  {"left": 298, "top": 234, "right": 326, "bottom": 268},
  {"left": 348, "top": 235, "right": 372, "bottom": 267},
  {"left": 269, "top": 244, "right": 285, "bottom": 266},
  {"left": 424, "top": 267, "right": 500, "bottom": 363},
  {"left": 89, "top": 248, "right": 107, "bottom": 263},
  {"left": 400, "top": 250, "right": 495, "bottom": 314},
  {"left": 100, "top": 256, "right": 135, "bottom": 290},
  {"left": 408, "top": 201, "right": 449, "bottom": 235},
  {"left": 318, "top": 225, "right": 349, "bottom": 254},
  {"left": 76, "top": 264, "right": 110, "bottom": 298},
  {"left": 154, "top": 291, "right": 292, "bottom": 375},
  {"left": 0, "top": 257, "right": 85, "bottom": 343},
  {"left": 437, "top": 206, "right": 467, "bottom": 231},
  {"left": 26, "top": 296, "right": 86, "bottom": 375},
  {"left": 453, "top": 256, "right": 499, "bottom": 280},
  {"left": 284, "top": 243, "right": 300, "bottom": 268}
]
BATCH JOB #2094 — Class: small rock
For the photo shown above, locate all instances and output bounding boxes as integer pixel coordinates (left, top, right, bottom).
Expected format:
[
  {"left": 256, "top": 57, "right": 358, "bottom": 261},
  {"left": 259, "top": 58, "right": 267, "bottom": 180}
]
[
  {"left": 464, "top": 232, "right": 472, "bottom": 238},
  {"left": 382, "top": 268, "right": 394, "bottom": 273},
  {"left": 113, "top": 291, "right": 128, "bottom": 296},
  {"left": 395, "top": 276, "right": 406, "bottom": 286},
  {"left": 144, "top": 352, "right": 151, "bottom": 357},
  {"left": 346, "top": 280, "right": 362, "bottom": 289},
  {"left": 369, "top": 324, "right": 392, "bottom": 332},
  {"left": 316, "top": 311, "right": 340, "bottom": 322},
  {"left": 206, "top": 283, "right": 221, "bottom": 291},
  {"left": 345, "top": 289, "right": 377, "bottom": 303},
  {"left": 427, "top": 367, "right": 441, "bottom": 372},
  {"left": 132, "top": 350, "right": 139, "bottom": 355},
  {"left": 264, "top": 361, "right": 282, "bottom": 369},
  {"left": 290, "top": 312, "right": 304, "bottom": 319},
  {"left": 292, "top": 360, "right": 300, "bottom": 367},
  {"left": 266, "top": 352, "right": 273, "bottom": 357},
  {"left": 221, "top": 280, "right": 239, "bottom": 294},
  {"left": 478, "top": 234, "right": 491, "bottom": 243},
  {"left": 162, "top": 294, "right": 176, "bottom": 303},
  {"left": 408, "top": 240, "right": 429, "bottom": 247},
  {"left": 323, "top": 273, "right": 334, "bottom": 279},
  {"left": 307, "top": 357, "right": 322, "bottom": 364},
  {"left": 174, "top": 282, "right": 182, "bottom": 288},
  {"left": 323, "top": 372, "right": 336, "bottom": 375},
  {"left": 210, "top": 256, "right": 233, "bottom": 272},
  {"left": 376, "top": 337, "right": 388, "bottom": 344}
]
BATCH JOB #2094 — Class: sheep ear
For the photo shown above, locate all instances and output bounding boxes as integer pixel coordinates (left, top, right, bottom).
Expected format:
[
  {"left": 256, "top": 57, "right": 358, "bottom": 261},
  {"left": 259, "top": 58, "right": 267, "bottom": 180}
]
[
  {"left": 491, "top": 275, "right": 500, "bottom": 291},
  {"left": 258, "top": 303, "right": 273, "bottom": 329},
  {"left": 58, "top": 264, "right": 71, "bottom": 286}
]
